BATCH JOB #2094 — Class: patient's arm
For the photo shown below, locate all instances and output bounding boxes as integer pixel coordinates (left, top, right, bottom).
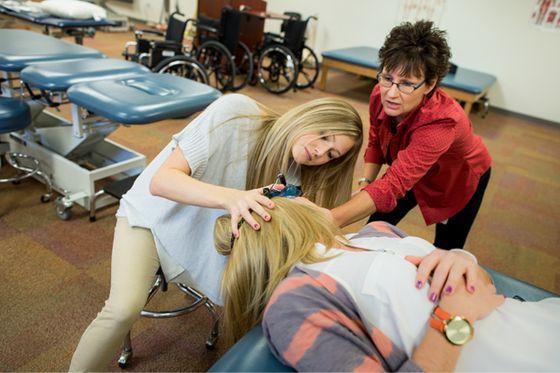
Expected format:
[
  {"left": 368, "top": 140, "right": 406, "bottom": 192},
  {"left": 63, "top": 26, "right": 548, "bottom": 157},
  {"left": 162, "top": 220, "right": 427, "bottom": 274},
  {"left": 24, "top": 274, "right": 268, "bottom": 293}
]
[
  {"left": 412, "top": 275, "right": 503, "bottom": 371},
  {"left": 264, "top": 268, "right": 504, "bottom": 372}
]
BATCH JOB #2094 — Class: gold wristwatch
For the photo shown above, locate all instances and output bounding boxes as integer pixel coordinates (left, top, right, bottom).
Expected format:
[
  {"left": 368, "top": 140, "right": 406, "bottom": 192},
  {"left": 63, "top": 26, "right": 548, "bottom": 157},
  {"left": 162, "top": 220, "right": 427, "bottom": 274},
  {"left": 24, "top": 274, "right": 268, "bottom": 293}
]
[{"left": 429, "top": 306, "right": 474, "bottom": 346}]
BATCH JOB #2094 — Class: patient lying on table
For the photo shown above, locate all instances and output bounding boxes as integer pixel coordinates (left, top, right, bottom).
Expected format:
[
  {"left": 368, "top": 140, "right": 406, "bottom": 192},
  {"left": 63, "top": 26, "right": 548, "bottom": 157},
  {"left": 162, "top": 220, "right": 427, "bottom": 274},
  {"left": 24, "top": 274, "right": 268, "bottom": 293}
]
[{"left": 213, "top": 198, "right": 560, "bottom": 372}]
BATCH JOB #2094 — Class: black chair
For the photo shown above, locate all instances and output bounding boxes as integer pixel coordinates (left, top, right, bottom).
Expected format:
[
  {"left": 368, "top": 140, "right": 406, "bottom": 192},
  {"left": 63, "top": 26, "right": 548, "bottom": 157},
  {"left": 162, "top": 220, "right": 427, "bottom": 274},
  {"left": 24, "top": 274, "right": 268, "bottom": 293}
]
[
  {"left": 194, "top": 7, "right": 253, "bottom": 91},
  {"left": 122, "top": 12, "right": 209, "bottom": 84},
  {"left": 257, "top": 14, "right": 320, "bottom": 94}
]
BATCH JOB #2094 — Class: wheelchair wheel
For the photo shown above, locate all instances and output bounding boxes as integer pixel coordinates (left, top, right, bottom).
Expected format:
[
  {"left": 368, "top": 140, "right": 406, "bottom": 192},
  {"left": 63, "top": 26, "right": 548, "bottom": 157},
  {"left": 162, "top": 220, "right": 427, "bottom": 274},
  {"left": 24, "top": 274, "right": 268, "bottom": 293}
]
[
  {"left": 257, "top": 45, "right": 299, "bottom": 94},
  {"left": 231, "top": 41, "right": 254, "bottom": 91},
  {"left": 153, "top": 55, "right": 209, "bottom": 85},
  {"left": 295, "top": 45, "right": 320, "bottom": 89},
  {"left": 196, "top": 40, "right": 236, "bottom": 91}
]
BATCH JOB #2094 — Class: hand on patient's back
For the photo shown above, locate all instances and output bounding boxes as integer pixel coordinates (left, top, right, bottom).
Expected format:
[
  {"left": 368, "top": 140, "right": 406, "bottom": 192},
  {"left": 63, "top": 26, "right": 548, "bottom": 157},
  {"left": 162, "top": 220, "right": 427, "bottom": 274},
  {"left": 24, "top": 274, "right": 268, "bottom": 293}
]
[
  {"left": 406, "top": 249, "right": 479, "bottom": 303},
  {"left": 225, "top": 184, "right": 284, "bottom": 236}
]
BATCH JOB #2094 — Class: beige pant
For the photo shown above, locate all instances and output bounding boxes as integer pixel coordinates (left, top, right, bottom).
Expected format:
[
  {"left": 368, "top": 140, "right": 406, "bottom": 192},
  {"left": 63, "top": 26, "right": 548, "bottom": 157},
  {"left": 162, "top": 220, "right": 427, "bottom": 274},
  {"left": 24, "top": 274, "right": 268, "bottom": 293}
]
[{"left": 69, "top": 217, "right": 161, "bottom": 372}]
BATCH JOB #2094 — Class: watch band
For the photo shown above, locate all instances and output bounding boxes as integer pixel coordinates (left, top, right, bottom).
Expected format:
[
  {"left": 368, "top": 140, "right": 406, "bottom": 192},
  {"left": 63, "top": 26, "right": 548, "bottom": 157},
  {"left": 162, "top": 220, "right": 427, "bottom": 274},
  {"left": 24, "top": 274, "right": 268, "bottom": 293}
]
[
  {"left": 358, "top": 177, "right": 371, "bottom": 185},
  {"left": 429, "top": 306, "right": 451, "bottom": 332},
  {"left": 429, "top": 306, "right": 474, "bottom": 346}
]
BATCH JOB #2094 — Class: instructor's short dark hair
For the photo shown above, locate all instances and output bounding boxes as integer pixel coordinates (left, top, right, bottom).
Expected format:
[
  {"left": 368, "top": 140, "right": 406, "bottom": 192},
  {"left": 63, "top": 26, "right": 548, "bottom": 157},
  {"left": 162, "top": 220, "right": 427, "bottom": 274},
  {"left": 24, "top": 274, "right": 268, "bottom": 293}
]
[{"left": 379, "top": 20, "right": 451, "bottom": 86}]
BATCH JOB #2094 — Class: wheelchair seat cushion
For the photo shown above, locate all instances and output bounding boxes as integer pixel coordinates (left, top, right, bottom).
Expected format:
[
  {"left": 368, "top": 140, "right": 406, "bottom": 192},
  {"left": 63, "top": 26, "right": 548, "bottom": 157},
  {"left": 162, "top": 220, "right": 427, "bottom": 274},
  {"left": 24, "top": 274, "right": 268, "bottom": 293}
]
[
  {"left": 21, "top": 58, "right": 150, "bottom": 92},
  {"left": 67, "top": 73, "right": 222, "bottom": 124},
  {"left": 0, "top": 29, "right": 105, "bottom": 72},
  {"left": 0, "top": 97, "right": 31, "bottom": 133}
]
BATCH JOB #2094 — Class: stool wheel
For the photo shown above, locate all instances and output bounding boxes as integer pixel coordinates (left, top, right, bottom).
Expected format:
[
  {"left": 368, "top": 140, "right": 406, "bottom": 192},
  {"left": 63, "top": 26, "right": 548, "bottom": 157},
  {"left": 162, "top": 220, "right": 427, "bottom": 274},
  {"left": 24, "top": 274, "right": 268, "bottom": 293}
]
[
  {"left": 40, "top": 194, "right": 51, "bottom": 203},
  {"left": 117, "top": 347, "right": 133, "bottom": 369},
  {"left": 89, "top": 215, "right": 96, "bottom": 222},
  {"left": 205, "top": 340, "right": 216, "bottom": 350},
  {"left": 12, "top": 179, "right": 21, "bottom": 185}
]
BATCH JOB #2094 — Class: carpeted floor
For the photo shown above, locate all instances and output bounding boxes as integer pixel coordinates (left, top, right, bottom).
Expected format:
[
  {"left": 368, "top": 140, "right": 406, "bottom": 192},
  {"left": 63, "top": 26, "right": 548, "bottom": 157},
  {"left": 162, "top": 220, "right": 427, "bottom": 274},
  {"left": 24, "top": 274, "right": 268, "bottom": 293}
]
[{"left": 1, "top": 24, "right": 559, "bottom": 372}]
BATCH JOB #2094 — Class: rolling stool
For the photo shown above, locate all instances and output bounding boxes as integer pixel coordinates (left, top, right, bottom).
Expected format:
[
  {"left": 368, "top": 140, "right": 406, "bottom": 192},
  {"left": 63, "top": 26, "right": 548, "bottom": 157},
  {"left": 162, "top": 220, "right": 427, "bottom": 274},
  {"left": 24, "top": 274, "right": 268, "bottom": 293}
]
[
  {"left": 89, "top": 174, "right": 220, "bottom": 368},
  {"left": 0, "top": 97, "right": 52, "bottom": 201}
]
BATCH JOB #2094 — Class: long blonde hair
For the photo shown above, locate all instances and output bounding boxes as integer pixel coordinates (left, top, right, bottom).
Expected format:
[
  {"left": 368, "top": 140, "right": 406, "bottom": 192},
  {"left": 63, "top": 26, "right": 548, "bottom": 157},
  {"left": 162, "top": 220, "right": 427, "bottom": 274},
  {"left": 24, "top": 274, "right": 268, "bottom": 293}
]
[
  {"left": 214, "top": 198, "right": 342, "bottom": 343},
  {"left": 246, "top": 98, "right": 363, "bottom": 208}
]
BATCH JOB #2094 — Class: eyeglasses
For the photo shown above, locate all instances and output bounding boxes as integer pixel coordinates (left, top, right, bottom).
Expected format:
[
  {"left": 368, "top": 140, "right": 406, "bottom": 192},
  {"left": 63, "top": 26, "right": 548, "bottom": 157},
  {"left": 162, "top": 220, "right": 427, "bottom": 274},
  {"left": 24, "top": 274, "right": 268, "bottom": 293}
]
[{"left": 376, "top": 72, "right": 425, "bottom": 94}]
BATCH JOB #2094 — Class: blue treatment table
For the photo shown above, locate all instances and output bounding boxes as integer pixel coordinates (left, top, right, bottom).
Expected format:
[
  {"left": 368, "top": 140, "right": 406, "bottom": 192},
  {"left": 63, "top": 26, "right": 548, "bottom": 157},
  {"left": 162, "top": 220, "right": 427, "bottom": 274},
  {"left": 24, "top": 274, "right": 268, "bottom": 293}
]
[
  {"left": 0, "top": 0, "right": 121, "bottom": 44},
  {"left": 0, "top": 29, "right": 105, "bottom": 72},
  {"left": 210, "top": 267, "right": 558, "bottom": 372},
  {"left": 320, "top": 46, "right": 496, "bottom": 115},
  {"left": 0, "top": 29, "right": 221, "bottom": 220}
]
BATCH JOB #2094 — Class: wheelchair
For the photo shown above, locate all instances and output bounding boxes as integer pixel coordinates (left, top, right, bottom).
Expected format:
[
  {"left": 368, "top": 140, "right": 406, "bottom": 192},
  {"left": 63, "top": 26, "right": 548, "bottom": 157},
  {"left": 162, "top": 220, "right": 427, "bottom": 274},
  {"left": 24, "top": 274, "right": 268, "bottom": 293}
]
[
  {"left": 256, "top": 13, "right": 320, "bottom": 94},
  {"left": 193, "top": 6, "right": 253, "bottom": 91},
  {"left": 123, "top": 12, "right": 209, "bottom": 84}
]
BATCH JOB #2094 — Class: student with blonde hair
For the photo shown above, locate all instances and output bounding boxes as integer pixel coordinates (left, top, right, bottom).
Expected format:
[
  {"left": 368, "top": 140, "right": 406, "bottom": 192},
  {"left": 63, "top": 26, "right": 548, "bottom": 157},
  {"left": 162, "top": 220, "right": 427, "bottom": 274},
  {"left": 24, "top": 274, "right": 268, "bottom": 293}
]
[
  {"left": 214, "top": 198, "right": 560, "bottom": 371},
  {"left": 69, "top": 93, "right": 363, "bottom": 371}
]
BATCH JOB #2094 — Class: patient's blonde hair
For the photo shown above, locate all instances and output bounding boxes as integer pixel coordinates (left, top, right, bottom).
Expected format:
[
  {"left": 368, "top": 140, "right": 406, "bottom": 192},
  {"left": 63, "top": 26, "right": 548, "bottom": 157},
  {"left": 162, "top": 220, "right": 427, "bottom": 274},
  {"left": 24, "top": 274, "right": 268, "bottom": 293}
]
[
  {"left": 214, "top": 198, "right": 342, "bottom": 343},
  {"left": 246, "top": 98, "right": 363, "bottom": 209}
]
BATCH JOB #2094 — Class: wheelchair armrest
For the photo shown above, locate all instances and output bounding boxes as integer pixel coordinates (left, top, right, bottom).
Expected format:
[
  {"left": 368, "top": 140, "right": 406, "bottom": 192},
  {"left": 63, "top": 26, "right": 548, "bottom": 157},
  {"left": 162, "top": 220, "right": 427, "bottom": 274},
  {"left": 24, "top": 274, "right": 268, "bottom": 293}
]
[
  {"left": 196, "top": 23, "right": 219, "bottom": 34},
  {"left": 264, "top": 32, "right": 284, "bottom": 44},
  {"left": 122, "top": 41, "right": 138, "bottom": 59},
  {"left": 135, "top": 29, "right": 165, "bottom": 40}
]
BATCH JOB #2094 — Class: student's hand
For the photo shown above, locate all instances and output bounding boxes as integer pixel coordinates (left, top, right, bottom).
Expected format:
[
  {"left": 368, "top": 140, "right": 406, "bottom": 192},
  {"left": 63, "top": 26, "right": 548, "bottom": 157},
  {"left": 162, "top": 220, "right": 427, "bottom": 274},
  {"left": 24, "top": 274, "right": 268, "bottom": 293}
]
[
  {"left": 438, "top": 274, "right": 504, "bottom": 322},
  {"left": 405, "top": 249, "right": 479, "bottom": 303},
  {"left": 224, "top": 184, "right": 283, "bottom": 236}
]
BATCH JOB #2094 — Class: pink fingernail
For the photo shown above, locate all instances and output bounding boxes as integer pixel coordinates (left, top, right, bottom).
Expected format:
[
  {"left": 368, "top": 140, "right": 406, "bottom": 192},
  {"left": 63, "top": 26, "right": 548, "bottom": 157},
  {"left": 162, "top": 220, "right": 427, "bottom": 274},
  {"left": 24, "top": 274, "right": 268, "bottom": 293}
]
[
  {"left": 445, "top": 286, "right": 453, "bottom": 294},
  {"left": 429, "top": 293, "right": 438, "bottom": 302},
  {"left": 254, "top": 224, "right": 260, "bottom": 229},
  {"left": 265, "top": 216, "right": 270, "bottom": 221},
  {"left": 416, "top": 280, "right": 423, "bottom": 289}
]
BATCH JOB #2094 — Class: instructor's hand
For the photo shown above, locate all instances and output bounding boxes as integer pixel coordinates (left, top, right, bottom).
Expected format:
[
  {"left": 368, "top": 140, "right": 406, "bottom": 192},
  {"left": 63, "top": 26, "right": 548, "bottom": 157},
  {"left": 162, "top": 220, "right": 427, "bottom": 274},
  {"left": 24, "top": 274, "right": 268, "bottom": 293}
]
[{"left": 406, "top": 249, "right": 479, "bottom": 302}]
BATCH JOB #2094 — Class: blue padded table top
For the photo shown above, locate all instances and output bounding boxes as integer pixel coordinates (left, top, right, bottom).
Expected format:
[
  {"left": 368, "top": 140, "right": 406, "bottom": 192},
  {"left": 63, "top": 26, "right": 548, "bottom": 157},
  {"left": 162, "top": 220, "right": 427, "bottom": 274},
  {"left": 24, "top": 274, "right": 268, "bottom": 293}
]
[
  {"left": 67, "top": 74, "right": 222, "bottom": 124},
  {"left": 21, "top": 58, "right": 150, "bottom": 92},
  {"left": 322, "top": 46, "right": 381, "bottom": 69},
  {"left": 0, "top": 4, "right": 119, "bottom": 28},
  {"left": 0, "top": 29, "right": 105, "bottom": 72},
  {"left": 322, "top": 46, "right": 496, "bottom": 94},
  {"left": 209, "top": 326, "right": 293, "bottom": 372}
]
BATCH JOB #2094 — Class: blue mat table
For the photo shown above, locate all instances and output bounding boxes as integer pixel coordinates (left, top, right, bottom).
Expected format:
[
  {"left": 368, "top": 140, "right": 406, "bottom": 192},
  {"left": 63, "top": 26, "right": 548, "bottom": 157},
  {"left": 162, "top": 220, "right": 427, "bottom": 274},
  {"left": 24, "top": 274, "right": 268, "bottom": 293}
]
[
  {"left": 0, "top": 1, "right": 121, "bottom": 44},
  {"left": 320, "top": 46, "right": 496, "bottom": 115}
]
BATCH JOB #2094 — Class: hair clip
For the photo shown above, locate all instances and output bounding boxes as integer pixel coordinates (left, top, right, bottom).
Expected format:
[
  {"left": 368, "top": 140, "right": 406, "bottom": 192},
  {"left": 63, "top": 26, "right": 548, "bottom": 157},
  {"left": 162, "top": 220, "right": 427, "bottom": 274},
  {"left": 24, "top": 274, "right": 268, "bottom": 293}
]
[{"left": 264, "top": 173, "right": 302, "bottom": 199}]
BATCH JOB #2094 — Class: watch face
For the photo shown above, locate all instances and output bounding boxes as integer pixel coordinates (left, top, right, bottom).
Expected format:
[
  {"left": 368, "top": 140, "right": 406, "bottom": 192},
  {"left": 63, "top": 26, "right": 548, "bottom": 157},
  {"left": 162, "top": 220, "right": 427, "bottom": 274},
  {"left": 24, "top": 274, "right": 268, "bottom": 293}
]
[{"left": 444, "top": 317, "right": 473, "bottom": 345}]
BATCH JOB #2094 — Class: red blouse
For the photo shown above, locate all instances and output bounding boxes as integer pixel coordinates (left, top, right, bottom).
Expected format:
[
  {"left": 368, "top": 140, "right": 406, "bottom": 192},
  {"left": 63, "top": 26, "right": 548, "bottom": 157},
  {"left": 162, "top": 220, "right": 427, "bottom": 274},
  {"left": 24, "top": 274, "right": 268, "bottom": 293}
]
[{"left": 363, "top": 85, "right": 492, "bottom": 225}]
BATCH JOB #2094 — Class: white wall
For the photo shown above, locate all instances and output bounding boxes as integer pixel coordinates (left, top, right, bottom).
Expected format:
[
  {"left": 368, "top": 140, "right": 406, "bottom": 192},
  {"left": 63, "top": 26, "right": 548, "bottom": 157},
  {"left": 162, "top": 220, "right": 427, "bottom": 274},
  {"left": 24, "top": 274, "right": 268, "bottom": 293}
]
[{"left": 265, "top": 0, "right": 560, "bottom": 123}]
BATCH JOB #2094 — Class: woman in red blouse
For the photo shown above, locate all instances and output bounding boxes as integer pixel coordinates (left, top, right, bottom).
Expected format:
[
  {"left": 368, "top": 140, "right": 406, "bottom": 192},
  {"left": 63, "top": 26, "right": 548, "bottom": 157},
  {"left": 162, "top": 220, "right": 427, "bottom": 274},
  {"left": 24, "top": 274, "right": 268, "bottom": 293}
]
[{"left": 332, "top": 20, "right": 492, "bottom": 250}]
